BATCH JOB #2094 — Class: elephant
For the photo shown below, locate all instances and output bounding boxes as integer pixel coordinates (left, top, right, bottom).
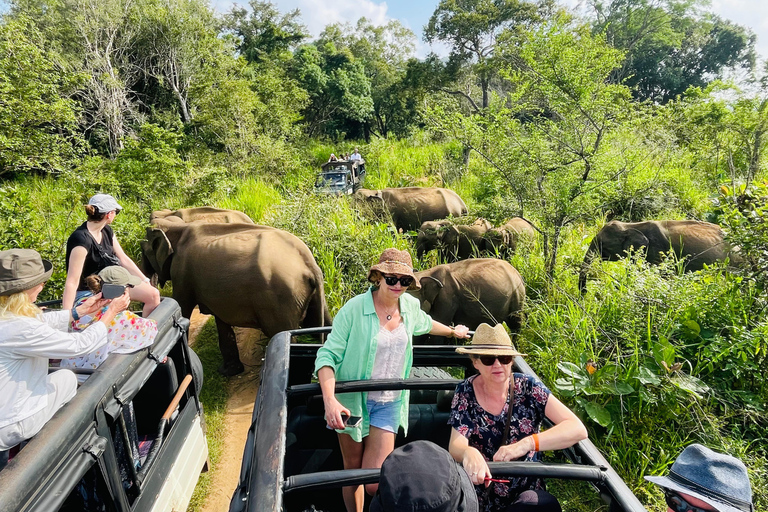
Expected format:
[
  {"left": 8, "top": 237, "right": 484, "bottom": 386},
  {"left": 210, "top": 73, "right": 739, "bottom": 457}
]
[
  {"left": 141, "top": 222, "right": 331, "bottom": 375},
  {"left": 354, "top": 187, "right": 468, "bottom": 232},
  {"left": 484, "top": 218, "right": 537, "bottom": 259},
  {"left": 149, "top": 207, "right": 254, "bottom": 225},
  {"left": 578, "top": 220, "right": 742, "bottom": 292},
  {"left": 408, "top": 258, "right": 526, "bottom": 344},
  {"left": 416, "top": 218, "right": 493, "bottom": 261}
]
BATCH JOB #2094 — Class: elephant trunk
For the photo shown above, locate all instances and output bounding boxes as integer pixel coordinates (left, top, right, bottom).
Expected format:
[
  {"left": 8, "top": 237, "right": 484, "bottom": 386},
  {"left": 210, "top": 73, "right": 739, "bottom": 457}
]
[{"left": 578, "top": 239, "right": 599, "bottom": 294}]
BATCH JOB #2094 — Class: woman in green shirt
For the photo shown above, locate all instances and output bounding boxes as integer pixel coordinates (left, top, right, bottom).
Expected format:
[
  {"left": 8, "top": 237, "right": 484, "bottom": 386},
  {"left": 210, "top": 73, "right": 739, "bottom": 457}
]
[{"left": 315, "top": 248, "right": 470, "bottom": 512}]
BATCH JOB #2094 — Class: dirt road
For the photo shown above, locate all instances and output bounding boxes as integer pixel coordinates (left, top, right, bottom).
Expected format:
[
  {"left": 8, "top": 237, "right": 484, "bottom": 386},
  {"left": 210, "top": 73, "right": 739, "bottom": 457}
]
[{"left": 188, "top": 309, "right": 266, "bottom": 512}]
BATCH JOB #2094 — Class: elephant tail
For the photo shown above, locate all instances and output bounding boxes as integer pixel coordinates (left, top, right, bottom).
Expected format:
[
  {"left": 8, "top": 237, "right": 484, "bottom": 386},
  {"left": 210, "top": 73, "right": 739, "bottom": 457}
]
[
  {"left": 578, "top": 239, "right": 599, "bottom": 294},
  {"left": 305, "top": 266, "right": 331, "bottom": 329}
]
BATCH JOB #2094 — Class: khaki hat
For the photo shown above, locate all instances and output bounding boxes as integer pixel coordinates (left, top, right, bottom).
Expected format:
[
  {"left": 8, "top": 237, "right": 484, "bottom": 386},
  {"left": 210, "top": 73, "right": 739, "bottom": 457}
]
[
  {"left": 98, "top": 266, "right": 142, "bottom": 287},
  {"left": 456, "top": 323, "right": 526, "bottom": 356},
  {"left": 368, "top": 248, "right": 420, "bottom": 290},
  {"left": 0, "top": 249, "right": 53, "bottom": 296}
]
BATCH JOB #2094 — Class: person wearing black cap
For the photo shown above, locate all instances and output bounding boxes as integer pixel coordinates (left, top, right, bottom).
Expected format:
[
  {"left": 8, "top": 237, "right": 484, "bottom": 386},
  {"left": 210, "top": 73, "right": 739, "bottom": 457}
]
[
  {"left": 371, "top": 441, "right": 478, "bottom": 512},
  {"left": 63, "top": 193, "right": 160, "bottom": 317},
  {"left": 0, "top": 249, "right": 129, "bottom": 455},
  {"left": 646, "top": 443, "right": 753, "bottom": 512}
]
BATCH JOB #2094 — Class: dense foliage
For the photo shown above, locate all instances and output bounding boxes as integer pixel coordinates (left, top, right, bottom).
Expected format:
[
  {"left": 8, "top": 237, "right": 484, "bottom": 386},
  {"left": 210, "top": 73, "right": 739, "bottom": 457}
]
[{"left": 1, "top": 0, "right": 767, "bottom": 510}]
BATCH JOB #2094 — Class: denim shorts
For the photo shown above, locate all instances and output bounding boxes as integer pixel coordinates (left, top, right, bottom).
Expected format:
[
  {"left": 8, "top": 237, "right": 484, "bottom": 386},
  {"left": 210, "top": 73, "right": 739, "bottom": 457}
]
[{"left": 366, "top": 399, "right": 401, "bottom": 434}]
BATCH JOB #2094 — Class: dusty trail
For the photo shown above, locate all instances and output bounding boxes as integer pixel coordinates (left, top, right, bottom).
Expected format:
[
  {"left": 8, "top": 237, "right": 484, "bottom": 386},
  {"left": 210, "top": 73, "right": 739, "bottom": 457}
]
[{"left": 187, "top": 308, "right": 267, "bottom": 512}]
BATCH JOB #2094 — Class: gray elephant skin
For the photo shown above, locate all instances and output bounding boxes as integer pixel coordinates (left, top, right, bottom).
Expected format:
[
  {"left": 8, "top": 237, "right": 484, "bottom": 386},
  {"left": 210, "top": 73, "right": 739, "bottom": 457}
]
[
  {"left": 578, "top": 220, "right": 742, "bottom": 292},
  {"left": 416, "top": 218, "right": 492, "bottom": 261},
  {"left": 409, "top": 258, "right": 525, "bottom": 344},
  {"left": 416, "top": 217, "right": 535, "bottom": 261},
  {"left": 150, "top": 206, "right": 254, "bottom": 225},
  {"left": 141, "top": 222, "right": 331, "bottom": 375},
  {"left": 355, "top": 187, "right": 468, "bottom": 232}
]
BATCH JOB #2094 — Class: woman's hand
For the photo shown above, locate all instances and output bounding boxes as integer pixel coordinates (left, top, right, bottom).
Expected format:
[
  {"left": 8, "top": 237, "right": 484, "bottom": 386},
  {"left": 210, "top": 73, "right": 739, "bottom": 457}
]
[
  {"left": 462, "top": 446, "right": 491, "bottom": 486},
  {"left": 323, "top": 396, "right": 350, "bottom": 430},
  {"left": 493, "top": 437, "right": 535, "bottom": 462},
  {"left": 75, "top": 293, "right": 109, "bottom": 317},
  {"left": 98, "top": 291, "right": 131, "bottom": 326},
  {"left": 453, "top": 324, "right": 470, "bottom": 339}
]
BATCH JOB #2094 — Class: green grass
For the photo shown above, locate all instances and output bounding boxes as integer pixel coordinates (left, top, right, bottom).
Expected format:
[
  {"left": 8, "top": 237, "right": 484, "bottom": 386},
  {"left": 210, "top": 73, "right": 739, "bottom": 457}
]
[{"left": 187, "top": 318, "right": 230, "bottom": 512}]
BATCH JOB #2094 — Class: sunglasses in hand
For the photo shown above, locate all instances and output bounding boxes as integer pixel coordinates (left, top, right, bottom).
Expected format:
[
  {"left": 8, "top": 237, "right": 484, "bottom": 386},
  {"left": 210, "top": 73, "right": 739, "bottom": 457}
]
[
  {"left": 478, "top": 355, "right": 514, "bottom": 366},
  {"left": 382, "top": 274, "right": 414, "bottom": 287},
  {"left": 665, "top": 491, "right": 711, "bottom": 512}
]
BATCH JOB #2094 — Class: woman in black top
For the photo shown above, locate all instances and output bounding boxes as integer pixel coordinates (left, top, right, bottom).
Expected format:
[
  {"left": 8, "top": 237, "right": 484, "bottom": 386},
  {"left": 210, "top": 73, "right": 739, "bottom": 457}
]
[{"left": 62, "top": 194, "right": 160, "bottom": 317}]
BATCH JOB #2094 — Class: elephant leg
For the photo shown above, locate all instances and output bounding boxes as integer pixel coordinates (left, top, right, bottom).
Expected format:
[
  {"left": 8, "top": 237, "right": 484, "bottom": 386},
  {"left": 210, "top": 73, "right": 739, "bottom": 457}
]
[{"left": 215, "top": 316, "right": 244, "bottom": 376}]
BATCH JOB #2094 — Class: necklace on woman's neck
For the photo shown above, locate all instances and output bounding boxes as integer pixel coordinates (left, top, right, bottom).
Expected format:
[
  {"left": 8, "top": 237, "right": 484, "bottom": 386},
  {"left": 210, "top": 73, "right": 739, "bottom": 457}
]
[{"left": 375, "top": 293, "right": 399, "bottom": 321}]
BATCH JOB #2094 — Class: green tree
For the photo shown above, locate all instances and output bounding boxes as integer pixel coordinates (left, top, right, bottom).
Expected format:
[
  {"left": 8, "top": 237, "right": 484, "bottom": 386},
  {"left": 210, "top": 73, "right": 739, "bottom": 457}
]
[
  {"left": 289, "top": 42, "right": 373, "bottom": 139},
  {"left": 0, "top": 15, "right": 86, "bottom": 175},
  {"left": 425, "top": 0, "right": 556, "bottom": 112},
  {"left": 589, "top": 0, "right": 756, "bottom": 103},
  {"left": 427, "top": 18, "right": 634, "bottom": 277},
  {"left": 318, "top": 18, "right": 416, "bottom": 138},
  {"left": 226, "top": 0, "right": 307, "bottom": 64}
]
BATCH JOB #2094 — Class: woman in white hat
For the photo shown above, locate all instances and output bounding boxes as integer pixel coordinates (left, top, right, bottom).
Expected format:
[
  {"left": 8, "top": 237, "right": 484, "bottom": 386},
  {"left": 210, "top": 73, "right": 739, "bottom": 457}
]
[
  {"left": 315, "top": 248, "right": 470, "bottom": 512},
  {"left": 448, "top": 323, "right": 588, "bottom": 512},
  {"left": 0, "top": 249, "right": 129, "bottom": 453},
  {"left": 62, "top": 193, "right": 160, "bottom": 317}
]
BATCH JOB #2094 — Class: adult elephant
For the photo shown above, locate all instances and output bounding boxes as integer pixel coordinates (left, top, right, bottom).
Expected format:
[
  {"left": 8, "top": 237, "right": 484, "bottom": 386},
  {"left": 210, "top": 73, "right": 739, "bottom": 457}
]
[
  {"left": 484, "top": 218, "right": 537, "bottom": 258},
  {"left": 409, "top": 259, "right": 525, "bottom": 344},
  {"left": 355, "top": 187, "right": 468, "bottom": 232},
  {"left": 416, "top": 218, "right": 492, "bottom": 261},
  {"left": 578, "top": 220, "right": 742, "bottom": 293},
  {"left": 149, "top": 207, "right": 253, "bottom": 225},
  {"left": 141, "top": 222, "right": 331, "bottom": 376}
]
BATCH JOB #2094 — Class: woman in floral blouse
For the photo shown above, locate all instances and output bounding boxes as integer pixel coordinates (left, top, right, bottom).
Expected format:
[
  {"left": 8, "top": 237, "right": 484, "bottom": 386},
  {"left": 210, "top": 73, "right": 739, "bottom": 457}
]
[{"left": 448, "top": 323, "right": 588, "bottom": 512}]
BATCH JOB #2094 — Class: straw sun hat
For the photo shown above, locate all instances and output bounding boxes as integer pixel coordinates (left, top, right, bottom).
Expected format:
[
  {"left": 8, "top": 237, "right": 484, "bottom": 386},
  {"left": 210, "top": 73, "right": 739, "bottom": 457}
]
[
  {"left": 368, "top": 248, "right": 421, "bottom": 290},
  {"left": 455, "top": 323, "right": 526, "bottom": 357}
]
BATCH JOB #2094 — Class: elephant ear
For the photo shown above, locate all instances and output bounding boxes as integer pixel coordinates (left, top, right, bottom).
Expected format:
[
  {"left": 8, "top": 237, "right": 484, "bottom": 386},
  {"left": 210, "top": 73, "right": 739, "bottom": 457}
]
[
  {"left": 142, "top": 227, "right": 174, "bottom": 286},
  {"left": 622, "top": 228, "right": 650, "bottom": 255},
  {"left": 418, "top": 275, "right": 443, "bottom": 313}
]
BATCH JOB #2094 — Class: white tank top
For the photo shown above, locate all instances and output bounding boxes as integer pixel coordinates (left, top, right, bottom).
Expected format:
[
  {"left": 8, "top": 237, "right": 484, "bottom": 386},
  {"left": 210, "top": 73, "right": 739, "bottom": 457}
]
[{"left": 368, "top": 323, "right": 408, "bottom": 402}]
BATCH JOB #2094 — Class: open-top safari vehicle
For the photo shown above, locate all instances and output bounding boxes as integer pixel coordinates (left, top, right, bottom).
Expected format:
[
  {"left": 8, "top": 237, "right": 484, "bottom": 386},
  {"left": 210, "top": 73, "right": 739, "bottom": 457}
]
[
  {"left": 316, "top": 160, "right": 366, "bottom": 195},
  {"left": 0, "top": 298, "right": 207, "bottom": 512},
  {"left": 230, "top": 327, "right": 648, "bottom": 512}
]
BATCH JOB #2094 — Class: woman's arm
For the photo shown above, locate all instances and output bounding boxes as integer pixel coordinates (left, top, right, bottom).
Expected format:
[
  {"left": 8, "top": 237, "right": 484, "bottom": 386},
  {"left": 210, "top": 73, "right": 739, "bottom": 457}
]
[
  {"left": 428, "top": 320, "right": 470, "bottom": 339},
  {"left": 112, "top": 235, "right": 149, "bottom": 281},
  {"left": 449, "top": 428, "right": 491, "bottom": 486},
  {"left": 318, "top": 366, "right": 350, "bottom": 430},
  {"left": 62, "top": 246, "right": 87, "bottom": 310},
  {"left": 493, "top": 394, "right": 588, "bottom": 461}
]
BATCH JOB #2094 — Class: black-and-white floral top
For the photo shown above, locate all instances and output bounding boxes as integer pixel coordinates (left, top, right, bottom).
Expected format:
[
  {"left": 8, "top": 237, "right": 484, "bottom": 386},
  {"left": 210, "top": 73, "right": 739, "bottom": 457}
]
[{"left": 448, "top": 373, "right": 551, "bottom": 512}]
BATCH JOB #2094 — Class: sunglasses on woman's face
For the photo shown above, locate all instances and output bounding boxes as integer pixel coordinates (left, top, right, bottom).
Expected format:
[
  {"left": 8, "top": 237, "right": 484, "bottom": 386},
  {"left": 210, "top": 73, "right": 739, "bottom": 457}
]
[
  {"left": 382, "top": 274, "right": 414, "bottom": 287},
  {"left": 478, "top": 355, "right": 514, "bottom": 366},
  {"left": 665, "top": 492, "right": 712, "bottom": 512}
]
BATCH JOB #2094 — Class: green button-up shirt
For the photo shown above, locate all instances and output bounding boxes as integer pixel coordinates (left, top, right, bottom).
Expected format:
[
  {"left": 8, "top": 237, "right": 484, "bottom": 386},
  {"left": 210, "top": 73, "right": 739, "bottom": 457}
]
[{"left": 314, "top": 287, "right": 433, "bottom": 442}]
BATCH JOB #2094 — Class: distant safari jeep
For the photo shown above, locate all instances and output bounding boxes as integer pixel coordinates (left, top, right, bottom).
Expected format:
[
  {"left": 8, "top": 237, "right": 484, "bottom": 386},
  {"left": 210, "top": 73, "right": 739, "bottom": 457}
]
[
  {"left": 0, "top": 298, "right": 207, "bottom": 512},
  {"left": 316, "top": 159, "right": 366, "bottom": 195}
]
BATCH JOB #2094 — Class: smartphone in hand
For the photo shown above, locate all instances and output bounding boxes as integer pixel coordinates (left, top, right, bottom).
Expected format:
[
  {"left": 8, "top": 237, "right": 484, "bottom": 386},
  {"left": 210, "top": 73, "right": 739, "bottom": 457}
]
[
  {"left": 340, "top": 413, "right": 362, "bottom": 427},
  {"left": 101, "top": 284, "right": 127, "bottom": 299}
]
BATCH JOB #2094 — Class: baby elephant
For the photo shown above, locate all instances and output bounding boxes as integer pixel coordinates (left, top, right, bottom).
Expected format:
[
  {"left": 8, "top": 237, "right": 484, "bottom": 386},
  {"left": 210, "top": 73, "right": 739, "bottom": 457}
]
[{"left": 409, "top": 258, "right": 526, "bottom": 344}]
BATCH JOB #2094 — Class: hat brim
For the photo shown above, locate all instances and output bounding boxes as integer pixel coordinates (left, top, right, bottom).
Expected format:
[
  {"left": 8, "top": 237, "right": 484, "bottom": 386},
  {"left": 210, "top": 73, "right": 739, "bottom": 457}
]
[
  {"left": 456, "top": 345, "right": 526, "bottom": 357},
  {"left": 645, "top": 476, "right": 745, "bottom": 512},
  {"left": 0, "top": 258, "right": 53, "bottom": 297}
]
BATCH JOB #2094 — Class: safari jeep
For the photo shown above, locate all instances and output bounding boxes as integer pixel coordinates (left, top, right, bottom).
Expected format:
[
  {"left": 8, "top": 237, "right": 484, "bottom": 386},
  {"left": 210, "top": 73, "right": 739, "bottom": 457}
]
[
  {"left": 316, "top": 160, "right": 366, "bottom": 195},
  {"left": 230, "top": 327, "right": 648, "bottom": 512},
  {"left": 0, "top": 298, "right": 207, "bottom": 512}
]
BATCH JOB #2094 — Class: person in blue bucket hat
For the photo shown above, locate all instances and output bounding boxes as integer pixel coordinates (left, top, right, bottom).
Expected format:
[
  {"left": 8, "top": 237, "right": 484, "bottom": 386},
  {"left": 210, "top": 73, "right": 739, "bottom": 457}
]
[{"left": 645, "top": 443, "right": 753, "bottom": 512}]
